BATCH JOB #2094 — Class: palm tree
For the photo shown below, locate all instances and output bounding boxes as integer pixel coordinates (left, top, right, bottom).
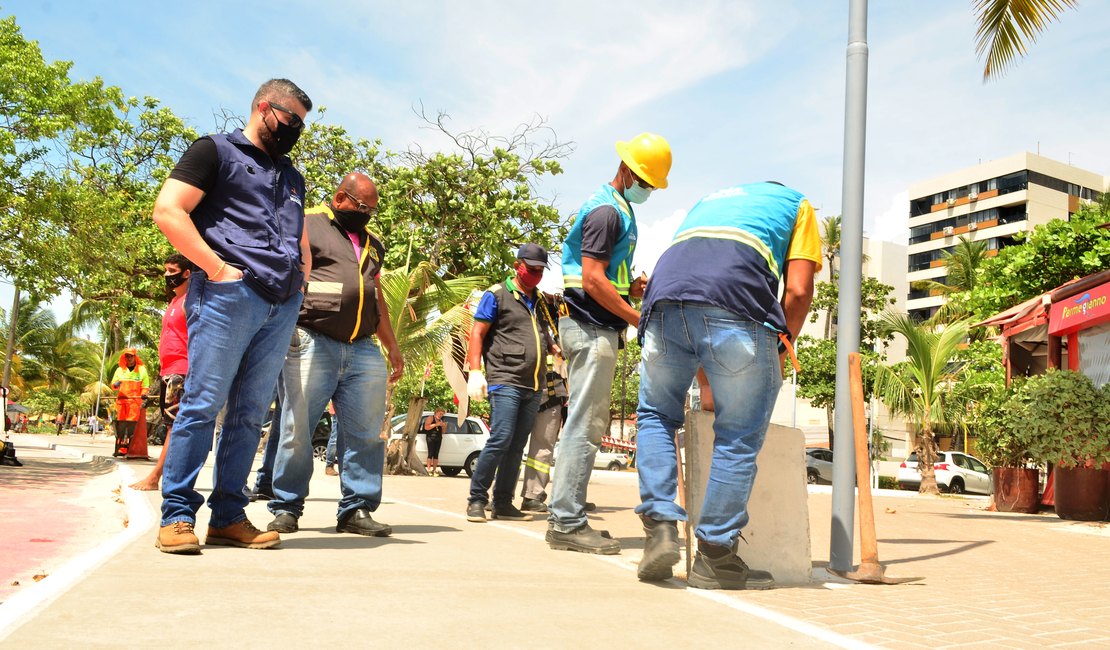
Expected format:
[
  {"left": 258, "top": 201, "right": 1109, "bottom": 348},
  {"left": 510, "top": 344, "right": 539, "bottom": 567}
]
[
  {"left": 0, "top": 298, "right": 58, "bottom": 400},
  {"left": 912, "top": 235, "right": 988, "bottom": 326},
  {"left": 873, "top": 314, "right": 971, "bottom": 495},
  {"left": 380, "top": 262, "right": 487, "bottom": 475},
  {"left": 975, "top": 0, "right": 1078, "bottom": 81}
]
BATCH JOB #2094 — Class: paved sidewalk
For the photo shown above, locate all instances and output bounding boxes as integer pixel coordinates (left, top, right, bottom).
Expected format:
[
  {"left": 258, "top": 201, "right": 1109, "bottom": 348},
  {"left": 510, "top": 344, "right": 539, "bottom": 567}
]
[{"left": 2, "top": 432, "right": 1109, "bottom": 649}]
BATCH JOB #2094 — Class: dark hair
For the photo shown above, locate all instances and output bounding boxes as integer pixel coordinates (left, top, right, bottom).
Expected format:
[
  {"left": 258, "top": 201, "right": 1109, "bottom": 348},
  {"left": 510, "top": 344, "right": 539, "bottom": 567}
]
[
  {"left": 164, "top": 253, "right": 191, "bottom": 269},
  {"left": 252, "top": 78, "right": 313, "bottom": 113}
]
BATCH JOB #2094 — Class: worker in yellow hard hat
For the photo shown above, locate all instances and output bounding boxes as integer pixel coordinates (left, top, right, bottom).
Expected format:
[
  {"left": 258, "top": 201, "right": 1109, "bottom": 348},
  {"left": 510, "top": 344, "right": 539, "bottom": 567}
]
[{"left": 547, "top": 132, "right": 671, "bottom": 555}]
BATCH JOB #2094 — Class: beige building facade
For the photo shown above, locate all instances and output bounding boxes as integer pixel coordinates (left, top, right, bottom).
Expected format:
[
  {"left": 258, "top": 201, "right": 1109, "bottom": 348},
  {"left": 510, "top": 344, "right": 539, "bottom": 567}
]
[{"left": 906, "top": 152, "right": 1108, "bottom": 321}]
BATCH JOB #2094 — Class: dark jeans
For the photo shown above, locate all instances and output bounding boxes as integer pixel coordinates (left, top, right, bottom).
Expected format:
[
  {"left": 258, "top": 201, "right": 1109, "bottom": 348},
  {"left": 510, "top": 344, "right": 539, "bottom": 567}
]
[{"left": 468, "top": 386, "right": 541, "bottom": 506}]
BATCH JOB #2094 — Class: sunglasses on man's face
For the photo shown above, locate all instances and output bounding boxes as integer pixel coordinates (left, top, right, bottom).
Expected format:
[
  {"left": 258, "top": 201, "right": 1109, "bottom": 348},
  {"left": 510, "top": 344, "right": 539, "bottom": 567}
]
[
  {"left": 341, "top": 190, "right": 378, "bottom": 215},
  {"left": 268, "top": 102, "right": 305, "bottom": 130}
]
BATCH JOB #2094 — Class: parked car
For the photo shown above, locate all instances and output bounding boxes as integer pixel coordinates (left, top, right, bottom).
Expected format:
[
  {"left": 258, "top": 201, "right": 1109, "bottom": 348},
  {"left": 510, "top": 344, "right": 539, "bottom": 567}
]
[
  {"left": 805, "top": 448, "right": 834, "bottom": 484},
  {"left": 897, "top": 450, "right": 992, "bottom": 495},
  {"left": 261, "top": 409, "right": 332, "bottom": 461},
  {"left": 551, "top": 443, "right": 631, "bottom": 471},
  {"left": 595, "top": 450, "right": 631, "bottom": 471},
  {"left": 389, "top": 412, "right": 491, "bottom": 477}
]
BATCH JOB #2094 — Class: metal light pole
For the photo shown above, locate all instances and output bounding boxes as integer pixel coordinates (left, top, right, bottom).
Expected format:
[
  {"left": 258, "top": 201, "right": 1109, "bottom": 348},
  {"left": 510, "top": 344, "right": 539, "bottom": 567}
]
[{"left": 830, "top": 0, "right": 869, "bottom": 573}]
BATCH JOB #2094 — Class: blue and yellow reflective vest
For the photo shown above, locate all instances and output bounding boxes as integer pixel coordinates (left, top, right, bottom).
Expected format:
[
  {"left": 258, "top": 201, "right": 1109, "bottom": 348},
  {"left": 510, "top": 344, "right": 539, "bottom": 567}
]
[{"left": 561, "top": 184, "right": 637, "bottom": 330}]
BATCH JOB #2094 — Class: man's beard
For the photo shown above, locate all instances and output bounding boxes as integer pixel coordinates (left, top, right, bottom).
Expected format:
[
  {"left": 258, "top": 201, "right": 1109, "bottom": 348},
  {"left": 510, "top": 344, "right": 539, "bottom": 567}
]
[{"left": 257, "top": 116, "right": 280, "bottom": 157}]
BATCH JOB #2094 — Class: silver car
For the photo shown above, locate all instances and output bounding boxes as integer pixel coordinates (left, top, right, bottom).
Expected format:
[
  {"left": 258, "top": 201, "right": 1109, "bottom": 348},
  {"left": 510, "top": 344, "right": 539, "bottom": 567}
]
[{"left": 805, "top": 448, "right": 834, "bottom": 485}]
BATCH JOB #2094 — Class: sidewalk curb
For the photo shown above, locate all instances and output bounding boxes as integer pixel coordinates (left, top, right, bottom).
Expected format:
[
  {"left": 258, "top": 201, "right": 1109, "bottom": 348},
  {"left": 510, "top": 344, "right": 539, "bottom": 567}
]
[{"left": 0, "top": 453, "right": 156, "bottom": 641}]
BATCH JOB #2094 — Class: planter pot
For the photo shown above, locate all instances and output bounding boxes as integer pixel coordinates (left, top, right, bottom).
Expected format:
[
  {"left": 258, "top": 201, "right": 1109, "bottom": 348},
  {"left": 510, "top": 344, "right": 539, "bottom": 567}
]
[
  {"left": 992, "top": 467, "right": 1040, "bottom": 514},
  {"left": 1053, "top": 466, "right": 1110, "bottom": 521}
]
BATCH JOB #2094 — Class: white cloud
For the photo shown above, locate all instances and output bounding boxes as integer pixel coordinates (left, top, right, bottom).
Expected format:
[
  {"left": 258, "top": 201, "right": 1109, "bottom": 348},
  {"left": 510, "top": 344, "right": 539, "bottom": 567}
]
[
  {"left": 868, "top": 191, "right": 909, "bottom": 245},
  {"left": 634, "top": 209, "right": 687, "bottom": 277}
]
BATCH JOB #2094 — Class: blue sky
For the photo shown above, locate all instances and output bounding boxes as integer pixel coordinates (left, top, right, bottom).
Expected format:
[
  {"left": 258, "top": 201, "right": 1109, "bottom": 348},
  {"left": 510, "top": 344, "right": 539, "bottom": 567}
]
[{"left": 4, "top": 0, "right": 1110, "bottom": 317}]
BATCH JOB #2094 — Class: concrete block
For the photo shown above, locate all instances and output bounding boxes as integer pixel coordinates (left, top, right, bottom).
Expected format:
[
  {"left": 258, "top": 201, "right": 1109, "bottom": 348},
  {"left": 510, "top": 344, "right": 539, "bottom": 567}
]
[{"left": 684, "top": 411, "right": 812, "bottom": 585}]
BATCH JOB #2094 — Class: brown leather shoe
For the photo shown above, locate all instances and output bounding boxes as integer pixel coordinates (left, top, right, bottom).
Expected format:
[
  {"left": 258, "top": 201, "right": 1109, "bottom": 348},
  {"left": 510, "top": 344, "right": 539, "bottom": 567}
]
[
  {"left": 156, "top": 521, "right": 201, "bottom": 554},
  {"left": 325, "top": 465, "right": 339, "bottom": 476},
  {"left": 205, "top": 519, "right": 281, "bottom": 549}
]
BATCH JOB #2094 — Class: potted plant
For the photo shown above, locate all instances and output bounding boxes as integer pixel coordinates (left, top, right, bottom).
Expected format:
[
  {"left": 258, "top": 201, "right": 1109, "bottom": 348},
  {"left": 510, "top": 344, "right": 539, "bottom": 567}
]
[
  {"left": 972, "top": 384, "right": 1040, "bottom": 513},
  {"left": 1020, "top": 370, "right": 1110, "bottom": 521}
]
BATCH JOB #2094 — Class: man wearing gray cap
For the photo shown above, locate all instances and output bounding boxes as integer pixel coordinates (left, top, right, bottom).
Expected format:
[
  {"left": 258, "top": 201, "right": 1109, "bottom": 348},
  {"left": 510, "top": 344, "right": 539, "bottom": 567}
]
[{"left": 465, "top": 244, "right": 561, "bottom": 522}]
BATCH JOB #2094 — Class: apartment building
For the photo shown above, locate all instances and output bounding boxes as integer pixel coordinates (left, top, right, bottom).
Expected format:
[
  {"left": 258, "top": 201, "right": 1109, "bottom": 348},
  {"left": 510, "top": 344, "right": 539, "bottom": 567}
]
[{"left": 906, "top": 153, "right": 1108, "bottom": 321}]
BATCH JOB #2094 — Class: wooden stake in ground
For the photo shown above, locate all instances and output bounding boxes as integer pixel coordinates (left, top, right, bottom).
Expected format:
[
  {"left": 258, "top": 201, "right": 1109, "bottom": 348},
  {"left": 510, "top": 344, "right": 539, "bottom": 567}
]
[
  {"left": 834, "top": 352, "right": 920, "bottom": 585},
  {"left": 676, "top": 423, "right": 689, "bottom": 576}
]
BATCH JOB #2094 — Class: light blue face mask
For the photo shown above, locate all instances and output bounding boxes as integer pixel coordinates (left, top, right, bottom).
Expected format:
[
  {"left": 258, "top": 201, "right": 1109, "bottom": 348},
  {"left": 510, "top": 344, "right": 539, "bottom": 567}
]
[{"left": 623, "top": 180, "right": 653, "bottom": 204}]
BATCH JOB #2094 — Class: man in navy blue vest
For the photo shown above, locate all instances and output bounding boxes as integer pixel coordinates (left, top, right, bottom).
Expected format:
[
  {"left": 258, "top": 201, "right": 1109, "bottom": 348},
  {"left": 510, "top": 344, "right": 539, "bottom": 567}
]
[
  {"left": 465, "top": 244, "right": 559, "bottom": 523},
  {"left": 151, "top": 79, "right": 313, "bottom": 554}
]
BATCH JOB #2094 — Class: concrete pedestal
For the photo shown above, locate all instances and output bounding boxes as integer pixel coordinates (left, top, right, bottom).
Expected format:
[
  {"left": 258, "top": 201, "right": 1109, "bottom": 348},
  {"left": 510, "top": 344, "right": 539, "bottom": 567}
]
[{"left": 684, "top": 411, "right": 812, "bottom": 585}]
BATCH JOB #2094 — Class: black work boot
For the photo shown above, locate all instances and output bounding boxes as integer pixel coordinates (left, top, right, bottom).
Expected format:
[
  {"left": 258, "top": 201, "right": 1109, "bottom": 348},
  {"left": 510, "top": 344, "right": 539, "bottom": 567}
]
[
  {"left": 546, "top": 524, "right": 621, "bottom": 555},
  {"left": 687, "top": 539, "right": 775, "bottom": 590},
  {"left": 638, "top": 515, "right": 681, "bottom": 581}
]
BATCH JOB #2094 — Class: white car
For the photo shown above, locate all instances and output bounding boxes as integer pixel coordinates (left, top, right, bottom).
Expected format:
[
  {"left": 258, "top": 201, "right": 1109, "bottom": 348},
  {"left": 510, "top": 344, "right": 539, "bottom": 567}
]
[
  {"left": 390, "top": 412, "right": 491, "bottom": 477},
  {"left": 594, "top": 450, "right": 631, "bottom": 472},
  {"left": 897, "top": 450, "right": 992, "bottom": 495},
  {"left": 551, "top": 443, "right": 631, "bottom": 471}
]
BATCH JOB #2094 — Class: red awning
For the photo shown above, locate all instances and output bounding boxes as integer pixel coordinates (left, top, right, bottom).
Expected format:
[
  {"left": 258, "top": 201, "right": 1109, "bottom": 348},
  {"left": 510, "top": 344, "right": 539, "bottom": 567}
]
[{"left": 974, "top": 293, "right": 1050, "bottom": 336}]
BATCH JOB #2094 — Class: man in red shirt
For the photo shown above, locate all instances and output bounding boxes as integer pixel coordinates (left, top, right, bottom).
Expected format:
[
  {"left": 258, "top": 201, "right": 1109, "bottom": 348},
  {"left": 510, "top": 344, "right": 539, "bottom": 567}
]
[{"left": 131, "top": 253, "right": 191, "bottom": 490}]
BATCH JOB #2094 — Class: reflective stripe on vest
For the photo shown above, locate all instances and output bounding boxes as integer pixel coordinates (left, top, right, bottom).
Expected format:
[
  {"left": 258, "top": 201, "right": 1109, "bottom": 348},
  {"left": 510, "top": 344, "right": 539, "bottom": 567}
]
[{"left": 561, "top": 184, "right": 637, "bottom": 295}]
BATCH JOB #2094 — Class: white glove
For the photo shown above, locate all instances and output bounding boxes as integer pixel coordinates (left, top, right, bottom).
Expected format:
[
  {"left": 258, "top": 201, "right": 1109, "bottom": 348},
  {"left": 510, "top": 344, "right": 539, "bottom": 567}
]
[{"left": 467, "top": 370, "right": 488, "bottom": 402}]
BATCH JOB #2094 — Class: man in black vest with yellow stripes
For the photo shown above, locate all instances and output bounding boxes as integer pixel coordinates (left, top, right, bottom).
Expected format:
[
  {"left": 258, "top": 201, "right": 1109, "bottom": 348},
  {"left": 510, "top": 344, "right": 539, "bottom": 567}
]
[
  {"left": 465, "top": 244, "right": 560, "bottom": 523},
  {"left": 267, "top": 172, "right": 404, "bottom": 537}
]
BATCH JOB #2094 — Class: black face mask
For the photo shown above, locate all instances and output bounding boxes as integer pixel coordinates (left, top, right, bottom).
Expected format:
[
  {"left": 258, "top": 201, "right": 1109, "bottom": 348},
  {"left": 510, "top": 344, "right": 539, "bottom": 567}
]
[
  {"left": 266, "top": 108, "right": 302, "bottom": 156},
  {"left": 165, "top": 272, "right": 187, "bottom": 294},
  {"left": 332, "top": 208, "right": 371, "bottom": 233}
]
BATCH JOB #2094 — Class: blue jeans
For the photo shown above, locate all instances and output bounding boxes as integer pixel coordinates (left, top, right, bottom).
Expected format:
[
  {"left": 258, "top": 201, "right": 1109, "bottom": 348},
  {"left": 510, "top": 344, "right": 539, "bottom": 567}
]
[
  {"left": 253, "top": 386, "right": 282, "bottom": 495},
  {"left": 548, "top": 317, "right": 619, "bottom": 532},
  {"left": 468, "top": 385, "right": 541, "bottom": 506},
  {"left": 269, "top": 327, "right": 388, "bottom": 522},
  {"left": 325, "top": 417, "right": 339, "bottom": 467},
  {"left": 160, "top": 278, "right": 302, "bottom": 528},
  {"left": 634, "top": 301, "right": 782, "bottom": 547}
]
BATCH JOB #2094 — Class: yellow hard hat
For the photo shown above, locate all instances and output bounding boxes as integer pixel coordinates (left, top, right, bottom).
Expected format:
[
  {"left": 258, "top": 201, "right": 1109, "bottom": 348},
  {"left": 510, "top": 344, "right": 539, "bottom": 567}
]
[{"left": 615, "top": 132, "right": 672, "bottom": 189}]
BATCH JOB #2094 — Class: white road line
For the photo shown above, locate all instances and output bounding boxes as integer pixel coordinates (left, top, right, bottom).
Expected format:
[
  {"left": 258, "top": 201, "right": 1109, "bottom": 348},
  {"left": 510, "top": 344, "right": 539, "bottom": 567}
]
[
  {"left": 390, "top": 497, "right": 876, "bottom": 650},
  {"left": 0, "top": 461, "right": 154, "bottom": 642}
]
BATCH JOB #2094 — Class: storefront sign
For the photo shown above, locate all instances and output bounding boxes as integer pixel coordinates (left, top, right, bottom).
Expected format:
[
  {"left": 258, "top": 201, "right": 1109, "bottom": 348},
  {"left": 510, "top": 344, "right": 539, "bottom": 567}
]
[{"left": 1049, "top": 280, "right": 1110, "bottom": 335}]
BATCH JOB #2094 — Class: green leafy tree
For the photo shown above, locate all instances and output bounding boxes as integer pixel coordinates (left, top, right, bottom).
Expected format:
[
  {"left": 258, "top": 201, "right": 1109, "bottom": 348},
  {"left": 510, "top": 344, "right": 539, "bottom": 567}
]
[
  {"left": 948, "top": 339, "right": 1006, "bottom": 453},
  {"left": 374, "top": 110, "right": 573, "bottom": 281},
  {"left": 967, "top": 197, "right": 1110, "bottom": 319},
  {"left": 873, "top": 315, "right": 971, "bottom": 494},
  {"left": 291, "top": 113, "right": 386, "bottom": 206},
  {"left": 797, "top": 276, "right": 895, "bottom": 446},
  {"left": 610, "top": 337, "right": 641, "bottom": 426},
  {"left": 0, "top": 15, "right": 123, "bottom": 386}
]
